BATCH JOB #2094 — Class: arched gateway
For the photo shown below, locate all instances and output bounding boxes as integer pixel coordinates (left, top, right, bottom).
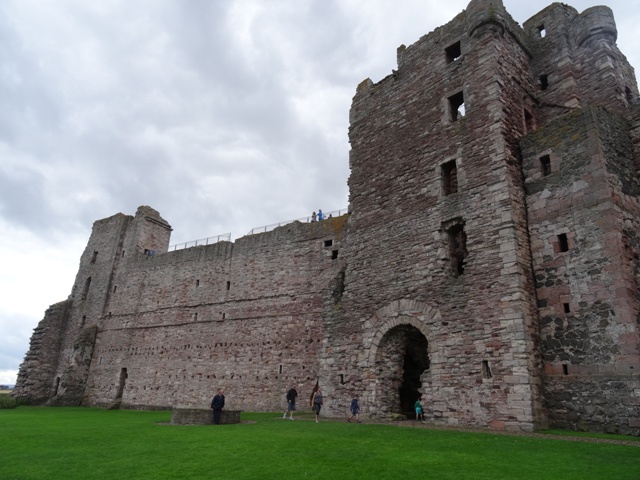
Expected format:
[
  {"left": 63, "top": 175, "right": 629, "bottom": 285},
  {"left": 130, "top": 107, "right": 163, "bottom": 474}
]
[{"left": 365, "top": 300, "right": 440, "bottom": 418}]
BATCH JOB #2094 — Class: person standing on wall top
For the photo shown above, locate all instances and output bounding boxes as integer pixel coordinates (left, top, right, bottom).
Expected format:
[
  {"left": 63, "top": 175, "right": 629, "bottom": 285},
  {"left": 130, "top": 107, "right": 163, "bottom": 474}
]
[
  {"left": 311, "top": 211, "right": 317, "bottom": 222},
  {"left": 211, "top": 389, "right": 225, "bottom": 425},
  {"left": 317, "top": 209, "right": 324, "bottom": 221},
  {"left": 347, "top": 394, "right": 361, "bottom": 423},
  {"left": 311, "top": 387, "right": 324, "bottom": 423},
  {"left": 283, "top": 384, "right": 298, "bottom": 420}
]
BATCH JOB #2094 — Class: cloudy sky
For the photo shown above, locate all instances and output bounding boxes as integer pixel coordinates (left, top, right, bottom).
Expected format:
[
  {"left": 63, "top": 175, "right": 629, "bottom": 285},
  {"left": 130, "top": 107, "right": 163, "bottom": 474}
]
[{"left": 1, "top": 0, "right": 639, "bottom": 385}]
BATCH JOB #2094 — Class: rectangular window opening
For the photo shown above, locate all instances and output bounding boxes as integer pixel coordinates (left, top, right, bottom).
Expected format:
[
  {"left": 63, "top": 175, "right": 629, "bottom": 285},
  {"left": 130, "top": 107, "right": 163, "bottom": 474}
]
[
  {"left": 196, "top": 279, "right": 200, "bottom": 287},
  {"left": 562, "top": 364, "right": 569, "bottom": 375},
  {"left": 445, "top": 41, "right": 461, "bottom": 63},
  {"left": 447, "top": 223, "right": 468, "bottom": 276},
  {"left": 540, "top": 155, "right": 551, "bottom": 176},
  {"left": 441, "top": 159, "right": 458, "bottom": 196},
  {"left": 558, "top": 233, "right": 569, "bottom": 252},
  {"left": 113, "top": 285, "right": 117, "bottom": 293},
  {"left": 91, "top": 251, "right": 98, "bottom": 264},
  {"left": 538, "top": 25, "right": 546, "bottom": 38},
  {"left": 540, "top": 74, "right": 549, "bottom": 91},
  {"left": 278, "top": 365, "right": 283, "bottom": 375},
  {"left": 338, "top": 374, "right": 345, "bottom": 385},
  {"left": 524, "top": 109, "right": 535, "bottom": 133},
  {"left": 324, "top": 239, "right": 333, "bottom": 247},
  {"left": 226, "top": 281, "right": 231, "bottom": 291},
  {"left": 481, "top": 360, "right": 492, "bottom": 379},
  {"left": 448, "top": 91, "right": 465, "bottom": 122},
  {"left": 332, "top": 250, "right": 339, "bottom": 260},
  {"left": 563, "top": 303, "right": 571, "bottom": 313}
]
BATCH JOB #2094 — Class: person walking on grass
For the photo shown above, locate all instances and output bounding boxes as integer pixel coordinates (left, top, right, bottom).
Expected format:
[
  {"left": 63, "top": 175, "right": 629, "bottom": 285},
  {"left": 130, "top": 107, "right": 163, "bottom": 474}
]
[
  {"left": 283, "top": 384, "right": 298, "bottom": 420},
  {"left": 311, "top": 387, "right": 324, "bottom": 423},
  {"left": 347, "top": 395, "right": 361, "bottom": 423}
]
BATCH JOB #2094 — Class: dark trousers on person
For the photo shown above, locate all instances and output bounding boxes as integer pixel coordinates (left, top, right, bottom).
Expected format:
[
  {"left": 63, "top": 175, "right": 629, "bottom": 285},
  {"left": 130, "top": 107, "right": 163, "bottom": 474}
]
[{"left": 213, "top": 408, "right": 222, "bottom": 425}]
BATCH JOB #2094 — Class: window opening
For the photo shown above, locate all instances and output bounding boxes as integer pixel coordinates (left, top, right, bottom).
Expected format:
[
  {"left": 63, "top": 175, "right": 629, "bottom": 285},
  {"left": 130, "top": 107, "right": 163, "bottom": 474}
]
[
  {"left": 82, "top": 277, "right": 92, "bottom": 300},
  {"left": 540, "top": 74, "right": 549, "bottom": 91},
  {"left": 222, "top": 312, "right": 226, "bottom": 320},
  {"left": 338, "top": 374, "right": 345, "bottom": 385},
  {"left": 194, "top": 312, "right": 198, "bottom": 321},
  {"left": 562, "top": 364, "right": 569, "bottom": 375},
  {"left": 558, "top": 233, "right": 569, "bottom": 252},
  {"left": 226, "top": 281, "right": 231, "bottom": 290},
  {"left": 122, "top": 250, "right": 125, "bottom": 257},
  {"left": 447, "top": 223, "right": 468, "bottom": 276},
  {"left": 332, "top": 250, "right": 339, "bottom": 260},
  {"left": 563, "top": 303, "right": 571, "bottom": 313},
  {"left": 196, "top": 279, "right": 200, "bottom": 287},
  {"left": 445, "top": 41, "right": 461, "bottom": 63},
  {"left": 442, "top": 159, "right": 458, "bottom": 196},
  {"left": 113, "top": 285, "right": 117, "bottom": 293},
  {"left": 278, "top": 365, "right": 283, "bottom": 375},
  {"left": 324, "top": 239, "right": 333, "bottom": 247},
  {"left": 91, "top": 251, "right": 98, "bottom": 264},
  {"left": 538, "top": 25, "right": 546, "bottom": 38},
  {"left": 448, "top": 91, "right": 465, "bottom": 121},
  {"left": 81, "top": 315, "right": 86, "bottom": 327},
  {"left": 626, "top": 86, "right": 634, "bottom": 105},
  {"left": 524, "top": 109, "right": 535, "bottom": 133},
  {"left": 481, "top": 360, "right": 492, "bottom": 379},
  {"left": 540, "top": 155, "right": 551, "bottom": 176}
]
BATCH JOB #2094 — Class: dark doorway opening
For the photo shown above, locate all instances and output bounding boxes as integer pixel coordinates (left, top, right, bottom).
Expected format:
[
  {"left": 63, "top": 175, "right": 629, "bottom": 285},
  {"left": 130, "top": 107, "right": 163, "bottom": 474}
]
[
  {"left": 375, "top": 324, "right": 430, "bottom": 417},
  {"left": 116, "top": 368, "right": 128, "bottom": 400}
]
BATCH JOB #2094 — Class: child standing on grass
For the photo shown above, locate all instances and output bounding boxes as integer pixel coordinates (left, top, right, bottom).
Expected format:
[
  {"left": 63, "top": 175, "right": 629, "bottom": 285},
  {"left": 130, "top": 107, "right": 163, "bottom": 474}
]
[{"left": 347, "top": 395, "right": 361, "bottom": 423}]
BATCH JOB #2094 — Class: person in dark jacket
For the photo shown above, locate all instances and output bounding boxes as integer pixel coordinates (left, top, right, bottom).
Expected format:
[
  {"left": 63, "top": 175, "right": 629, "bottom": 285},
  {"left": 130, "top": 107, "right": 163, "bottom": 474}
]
[
  {"left": 283, "top": 384, "right": 298, "bottom": 420},
  {"left": 211, "top": 389, "right": 225, "bottom": 425}
]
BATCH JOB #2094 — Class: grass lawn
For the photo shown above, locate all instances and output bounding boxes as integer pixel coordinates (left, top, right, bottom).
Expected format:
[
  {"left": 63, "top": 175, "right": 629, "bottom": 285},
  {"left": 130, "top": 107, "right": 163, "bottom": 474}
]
[{"left": 1, "top": 407, "right": 638, "bottom": 480}]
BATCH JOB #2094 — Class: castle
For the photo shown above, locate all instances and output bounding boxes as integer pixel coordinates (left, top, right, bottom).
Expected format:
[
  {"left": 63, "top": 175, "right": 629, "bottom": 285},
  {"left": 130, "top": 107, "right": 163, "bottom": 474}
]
[{"left": 14, "top": 0, "right": 640, "bottom": 435}]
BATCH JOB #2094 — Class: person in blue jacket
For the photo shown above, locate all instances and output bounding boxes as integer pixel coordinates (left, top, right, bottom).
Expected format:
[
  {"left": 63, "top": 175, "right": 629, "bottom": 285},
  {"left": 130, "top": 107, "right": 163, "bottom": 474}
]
[{"left": 347, "top": 395, "right": 361, "bottom": 423}]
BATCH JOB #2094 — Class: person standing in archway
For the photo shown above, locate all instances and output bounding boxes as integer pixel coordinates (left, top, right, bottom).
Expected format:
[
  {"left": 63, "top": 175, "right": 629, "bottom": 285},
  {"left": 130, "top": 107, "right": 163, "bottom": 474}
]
[{"left": 414, "top": 397, "right": 424, "bottom": 421}]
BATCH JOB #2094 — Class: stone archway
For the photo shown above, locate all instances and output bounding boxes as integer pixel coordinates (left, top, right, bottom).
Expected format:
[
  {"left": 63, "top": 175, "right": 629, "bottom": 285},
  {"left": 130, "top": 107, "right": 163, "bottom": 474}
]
[
  {"left": 364, "top": 300, "right": 439, "bottom": 418},
  {"left": 374, "top": 324, "right": 430, "bottom": 416}
]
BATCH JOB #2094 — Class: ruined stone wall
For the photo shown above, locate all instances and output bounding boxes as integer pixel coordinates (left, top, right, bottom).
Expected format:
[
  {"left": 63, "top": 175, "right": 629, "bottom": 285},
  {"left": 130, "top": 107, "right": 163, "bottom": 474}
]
[
  {"left": 523, "top": 4, "right": 637, "bottom": 127},
  {"left": 521, "top": 107, "right": 640, "bottom": 435},
  {"left": 82, "top": 217, "right": 347, "bottom": 411},
  {"left": 12, "top": 300, "right": 72, "bottom": 403},
  {"left": 339, "top": 3, "right": 545, "bottom": 431}
]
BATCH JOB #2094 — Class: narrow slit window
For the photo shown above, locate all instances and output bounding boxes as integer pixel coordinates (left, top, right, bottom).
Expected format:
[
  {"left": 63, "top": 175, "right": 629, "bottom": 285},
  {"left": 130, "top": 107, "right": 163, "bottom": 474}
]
[
  {"left": 540, "top": 74, "right": 549, "bottom": 91},
  {"left": 540, "top": 155, "right": 551, "bottom": 176},
  {"left": 524, "top": 109, "right": 535, "bottom": 133},
  {"left": 538, "top": 25, "right": 546, "bottom": 38},
  {"left": 448, "top": 91, "right": 465, "bottom": 122},
  {"left": 196, "top": 279, "right": 200, "bottom": 287},
  {"left": 448, "top": 223, "right": 468, "bottom": 276},
  {"left": 278, "top": 365, "right": 283, "bottom": 375},
  {"left": 558, "top": 233, "right": 569, "bottom": 252},
  {"left": 226, "top": 281, "right": 231, "bottom": 291},
  {"left": 445, "top": 41, "right": 461, "bottom": 63},
  {"left": 481, "top": 360, "right": 492, "bottom": 379},
  {"left": 442, "top": 159, "right": 458, "bottom": 196},
  {"left": 113, "top": 285, "right": 117, "bottom": 293},
  {"left": 91, "top": 251, "right": 98, "bottom": 264},
  {"left": 338, "top": 374, "right": 345, "bottom": 385},
  {"left": 82, "top": 276, "right": 92, "bottom": 300},
  {"left": 563, "top": 303, "right": 571, "bottom": 313}
]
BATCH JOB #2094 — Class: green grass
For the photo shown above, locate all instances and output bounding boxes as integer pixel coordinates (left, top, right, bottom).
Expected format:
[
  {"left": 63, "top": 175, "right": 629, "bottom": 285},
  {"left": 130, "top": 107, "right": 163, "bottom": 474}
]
[{"left": 1, "top": 408, "right": 639, "bottom": 480}]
